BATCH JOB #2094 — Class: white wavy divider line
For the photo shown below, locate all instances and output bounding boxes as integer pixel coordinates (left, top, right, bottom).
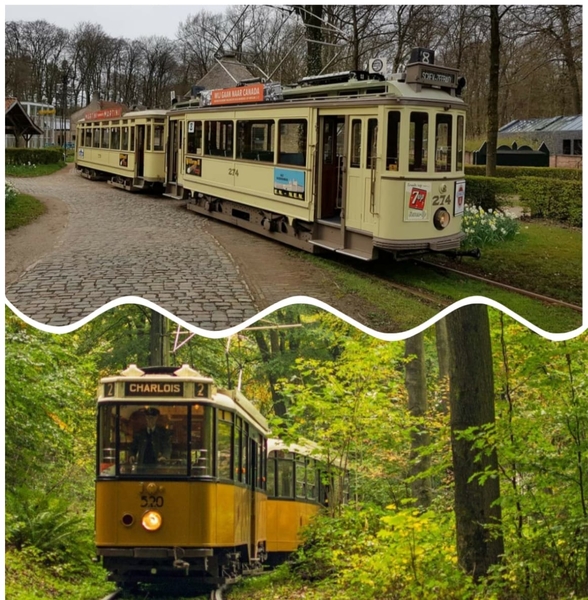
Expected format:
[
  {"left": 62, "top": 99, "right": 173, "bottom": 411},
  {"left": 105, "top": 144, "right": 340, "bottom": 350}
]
[{"left": 5, "top": 295, "right": 586, "bottom": 342}]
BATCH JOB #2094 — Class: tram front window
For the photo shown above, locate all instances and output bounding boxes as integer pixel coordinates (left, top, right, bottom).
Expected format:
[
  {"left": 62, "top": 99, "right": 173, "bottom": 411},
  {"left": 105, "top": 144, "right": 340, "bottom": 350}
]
[{"left": 98, "top": 403, "right": 213, "bottom": 477}]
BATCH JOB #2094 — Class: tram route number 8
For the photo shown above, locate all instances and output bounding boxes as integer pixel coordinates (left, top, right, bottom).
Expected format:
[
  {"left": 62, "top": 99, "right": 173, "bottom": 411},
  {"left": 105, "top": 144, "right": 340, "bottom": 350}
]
[
  {"left": 141, "top": 495, "right": 164, "bottom": 508},
  {"left": 432, "top": 194, "right": 452, "bottom": 206}
]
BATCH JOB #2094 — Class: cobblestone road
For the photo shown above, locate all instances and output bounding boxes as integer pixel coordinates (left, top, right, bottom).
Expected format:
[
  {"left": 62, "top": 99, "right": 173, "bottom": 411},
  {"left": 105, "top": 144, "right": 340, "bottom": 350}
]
[{"left": 6, "top": 167, "right": 258, "bottom": 328}]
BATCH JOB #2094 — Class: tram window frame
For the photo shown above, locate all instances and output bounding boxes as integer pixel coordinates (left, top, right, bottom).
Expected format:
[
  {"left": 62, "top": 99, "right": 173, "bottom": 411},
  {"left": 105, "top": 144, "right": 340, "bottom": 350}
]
[
  {"left": 237, "top": 119, "right": 275, "bottom": 163},
  {"left": 97, "top": 404, "right": 117, "bottom": 477},
  {"left": 110, "top": 127, "right": 121, "bottom": 150},
  {"left": 241, "top": 421, "right": 249, "bottom": 484},
  {"left": 457, "top": 115, "right": 464, "bottom": 170},
  {"left": 306, "top": 458, "right": 317, "bottom": 500},
  {"left": 187, "top": 121, "right": 202, "bottom": 155},
  {"left": 153, "top": 124, "right": 165, "bottom": 151},
  {"left": 409, "top": 111, "right": 429, "bottom": 172},
  {"left": 217, "top": 410, "right": 234, "bottom": 481},
  {"left": 295, "top": 455, "right": 306, "bottom": 499},
  {"left": 205, "top": 120, "right": 234, "bottom": 158},
  {"left": 121, "top": 126, "right": 129, "bottom": 151},
  {"left": 267, "top": 451, "right": 277, "bottom": 496},
  {"left": 277, "top": 453, "right": 295, "bottom": 498},
  {"left": 435, "top": 114, "right": 453, "bottom": 173},
  {"left": 190, "top": 403, "right": 214, "bottom": 477},
  {"left": 101, "top": 127, "right": 110, "bottom": 149},
  {"left": 386, "top": 111, "right": 400, "bottom": 171},
  {"left": 146, "top": 124, "right": 152, "bottom": 152},
  {"left": 367, "top": 118, "right": 378, "bottom": 169},
  {"left": 234, "top": 416, "right": 242, "bottom": 482},
  {"left": 84, "top": 127, "right": 91, "bottom": 148},
  {"left": 92, "top": 128, "right": 100, "bottom": 148},
  {"left": 278, "top": 119, "right": 307, "bottom": 167},
  {"left": 130, "top": 126, "right": 135, "bottom": 152},
  {"left": 350, "top": 119, "right": 362, "bottom": 168}
]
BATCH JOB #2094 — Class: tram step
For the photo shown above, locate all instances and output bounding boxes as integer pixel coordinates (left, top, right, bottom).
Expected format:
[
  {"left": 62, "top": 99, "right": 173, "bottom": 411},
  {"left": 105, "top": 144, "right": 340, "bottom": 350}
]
[{"left": 309, "top": 239, "right": 374, "bottom": 261}]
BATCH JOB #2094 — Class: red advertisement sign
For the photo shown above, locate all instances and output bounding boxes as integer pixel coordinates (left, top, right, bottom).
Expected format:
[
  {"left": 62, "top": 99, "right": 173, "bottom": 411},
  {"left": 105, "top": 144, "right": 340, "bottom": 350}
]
[
  {"left": 85, "top": 107, "right": 123, "bottom": 121},
  {"left": 211, "top": 83, "right": 265, "bottom": 106},
  {"left": 409, "top": 187, "right": 427, "bottom": 211}
]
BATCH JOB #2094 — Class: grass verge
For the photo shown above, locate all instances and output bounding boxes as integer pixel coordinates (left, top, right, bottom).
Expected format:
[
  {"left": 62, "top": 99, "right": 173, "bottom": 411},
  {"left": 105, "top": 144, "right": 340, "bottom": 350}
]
[
  {"left": 5, "top": 193, "right": 47, "bottom": 230},
  {"left": 6, "top": 162, "right": 66, "bottom": 177}
]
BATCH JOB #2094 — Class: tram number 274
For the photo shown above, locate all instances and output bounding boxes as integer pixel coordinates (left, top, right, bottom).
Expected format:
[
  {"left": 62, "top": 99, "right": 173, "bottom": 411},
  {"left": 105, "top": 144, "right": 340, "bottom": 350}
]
[
  {"left": 432, "top": 194, "right": 452, "bottom": 206},
  {"left": 141, "top": 495, "right": 164, "bottom": 508}
]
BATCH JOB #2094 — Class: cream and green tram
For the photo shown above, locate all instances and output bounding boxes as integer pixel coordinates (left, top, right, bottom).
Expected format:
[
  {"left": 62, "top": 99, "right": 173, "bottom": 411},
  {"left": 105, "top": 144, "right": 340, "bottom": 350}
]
[
  {"left": 76, "top": 109, "right": 167, "bottom": 192},
  {"left": 95, "top": 364, "right": 269, "bottom": 587},
  {"left": 166, "top": 49, "right": 468, "bottom": 261}
]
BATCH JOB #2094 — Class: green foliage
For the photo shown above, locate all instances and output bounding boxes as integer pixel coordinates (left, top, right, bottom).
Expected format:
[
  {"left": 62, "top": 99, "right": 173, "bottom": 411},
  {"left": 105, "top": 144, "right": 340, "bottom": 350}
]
[
  {"left": 464, "top": 176, "right": 516, "bottom": 211},
  {"left": 6, "top": 180, "right": 18, "bottom": 208},
  {"left": 465, "top": 165, "right": 582, "bottom": 181},
  {"left": 5, "top": 190, "right": 47, "bottom": 230},
  {"left": 461, "top": 205, "right": 520, "bottom": 248},
  {"left": 6, "top": 147, "right": 64, "bottom": 165},
  {"left": 517, "top": 177, "right": 582, "bottom": 227}
]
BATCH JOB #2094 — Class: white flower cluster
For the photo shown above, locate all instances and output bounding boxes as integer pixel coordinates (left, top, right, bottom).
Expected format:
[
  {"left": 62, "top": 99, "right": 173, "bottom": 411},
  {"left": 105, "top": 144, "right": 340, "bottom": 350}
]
[
  {"left": 5, "top": 181, "right": 19, "bottom": 205},
  {"left": 461, "top": 203, "right": 520, "bottom": 247}
]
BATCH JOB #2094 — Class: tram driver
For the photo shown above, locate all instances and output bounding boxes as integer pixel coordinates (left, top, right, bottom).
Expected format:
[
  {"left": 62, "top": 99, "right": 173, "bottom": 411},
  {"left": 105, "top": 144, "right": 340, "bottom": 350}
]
[{"left": 129, "top": 407, "right": 171, "bottom": 466}]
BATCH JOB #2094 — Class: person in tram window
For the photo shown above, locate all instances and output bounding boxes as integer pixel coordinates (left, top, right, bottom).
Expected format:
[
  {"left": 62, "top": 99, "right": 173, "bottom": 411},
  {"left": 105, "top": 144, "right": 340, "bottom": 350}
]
[{"left": 129, "top": 407, "right": 171, "bottom": 466}]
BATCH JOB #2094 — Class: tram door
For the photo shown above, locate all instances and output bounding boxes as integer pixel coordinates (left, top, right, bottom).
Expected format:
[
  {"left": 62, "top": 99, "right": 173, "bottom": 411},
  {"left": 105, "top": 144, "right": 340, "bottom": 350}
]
[
  {"left": 346, "top": 117, "right": 379, "bottom": 232},
  {"left": 319, "top": 116, "right": 346, "bottom": 220},
  {"left": 136, "top": 125, "right": 145, "bottom": 178},
  {"left": 167, "top": 120, "right": 180, "bottom": 183}
]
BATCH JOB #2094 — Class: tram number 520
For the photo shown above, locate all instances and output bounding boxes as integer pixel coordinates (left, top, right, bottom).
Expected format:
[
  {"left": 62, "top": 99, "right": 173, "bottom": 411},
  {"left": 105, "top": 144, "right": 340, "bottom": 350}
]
[
  {"left": 432, "top": 194, "right": 452, "bottom": 206},
  {"left": 141, "top": 495, "right": 164, "bottom": 508}
]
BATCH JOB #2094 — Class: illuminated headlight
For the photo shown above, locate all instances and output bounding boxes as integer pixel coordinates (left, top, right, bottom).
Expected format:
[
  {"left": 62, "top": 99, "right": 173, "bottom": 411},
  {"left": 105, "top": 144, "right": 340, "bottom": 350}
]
[
  {"left": 433, "top": 208, "right": 451, "bottom": 230},
  {"left": 142, "top": 511, "right": 163, "bottom": 532}
]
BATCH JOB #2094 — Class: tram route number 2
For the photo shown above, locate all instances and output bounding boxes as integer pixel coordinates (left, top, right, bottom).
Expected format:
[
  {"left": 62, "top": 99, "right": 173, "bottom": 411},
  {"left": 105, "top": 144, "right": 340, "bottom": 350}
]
[
  {"left": 141, "top": 495, "right": 164, "bottom": 508},
  {"left": 432, "top": 194, "right": 452, "bottom": 206}
]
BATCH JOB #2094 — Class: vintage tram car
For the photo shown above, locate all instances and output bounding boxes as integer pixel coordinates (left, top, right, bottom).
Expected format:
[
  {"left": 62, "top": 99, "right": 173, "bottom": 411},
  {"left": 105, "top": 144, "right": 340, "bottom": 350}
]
[
  {"left": 76, "top": 108, "right": 168, "bottom": 192},
  {"left": 167, "top": 48, "right": 467, "bottom": 260},
  {"left": 95, "top": 364, "right": 343, "bottom": 588}
]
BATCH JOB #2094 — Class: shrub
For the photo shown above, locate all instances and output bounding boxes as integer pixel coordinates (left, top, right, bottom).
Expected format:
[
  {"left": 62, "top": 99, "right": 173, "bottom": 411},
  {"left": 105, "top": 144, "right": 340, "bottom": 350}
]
[
  {"left": 517, "top": 177, "right": 582, "bottom": 227},
  {"left": 461, "top": 204, "right": 520, "bottom": 248},
  {"left": 6, "top": 181, "right": 18, "bottom": 209},
  {"left": 464, "top": 176, "right": 516, "bottom": 211},
  {"left": 465, "top": 165, "right": 581, "bottom": 181},
  {"left": 6, "top": 148, "right": 64, "bottom": 166}
]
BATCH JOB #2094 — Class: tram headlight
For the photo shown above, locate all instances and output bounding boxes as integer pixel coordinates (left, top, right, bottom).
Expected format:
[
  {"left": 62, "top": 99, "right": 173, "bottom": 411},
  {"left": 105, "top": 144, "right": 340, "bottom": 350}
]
[
  {"left": 142, "top": 511, "right": 163, "bottom": 532},
  {"left": 433, "top": 208, "right": 451, "bottom": 230}
]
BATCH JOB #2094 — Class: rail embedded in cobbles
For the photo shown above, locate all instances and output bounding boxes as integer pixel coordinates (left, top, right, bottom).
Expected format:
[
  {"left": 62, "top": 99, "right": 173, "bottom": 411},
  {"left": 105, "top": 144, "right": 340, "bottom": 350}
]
[{"left": 5, "top": 168, "right": 258, "bottom": 329}]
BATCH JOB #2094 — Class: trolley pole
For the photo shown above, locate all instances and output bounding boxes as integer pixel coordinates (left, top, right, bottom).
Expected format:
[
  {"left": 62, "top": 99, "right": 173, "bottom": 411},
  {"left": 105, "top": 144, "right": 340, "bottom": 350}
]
[{"left": 149, "top": 310, "right": 169, "bottom": 367}]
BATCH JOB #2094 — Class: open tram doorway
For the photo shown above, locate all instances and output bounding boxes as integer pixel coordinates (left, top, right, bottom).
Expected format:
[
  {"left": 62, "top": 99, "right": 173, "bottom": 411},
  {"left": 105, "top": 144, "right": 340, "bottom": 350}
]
[
  {"left": 166, "top": 120, "right": 180, "bottom": 184},
  {"left": 319, "top": 116, "right": 346, "bottom": 221},
  {"left": 136, "top": 125, "right": 145, "bottom": 178}
]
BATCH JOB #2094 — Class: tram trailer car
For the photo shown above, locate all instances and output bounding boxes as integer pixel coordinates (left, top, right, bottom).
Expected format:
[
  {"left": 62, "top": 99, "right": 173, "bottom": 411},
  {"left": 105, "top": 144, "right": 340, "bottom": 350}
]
[
  {"left": 76, "top": 108, "right": 168, "bottom": 192},
  {"left": 95, "top": 364, "right": 270, "bottom": 587},
  {"left": 166, "top": 48, "right": 469, "bottom": 261}
]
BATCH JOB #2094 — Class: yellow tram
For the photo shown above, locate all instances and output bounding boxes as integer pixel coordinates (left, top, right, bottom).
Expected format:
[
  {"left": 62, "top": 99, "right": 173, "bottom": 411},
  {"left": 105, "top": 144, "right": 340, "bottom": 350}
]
[
  {"left": 166, "top": 48, "right": 468, "bottom": 260},
  {"left": 76, "top": 108, "right": 167, "bottom": 191},
  {"left": 95, "top": 364, "right": 269, "bottom": 587}
]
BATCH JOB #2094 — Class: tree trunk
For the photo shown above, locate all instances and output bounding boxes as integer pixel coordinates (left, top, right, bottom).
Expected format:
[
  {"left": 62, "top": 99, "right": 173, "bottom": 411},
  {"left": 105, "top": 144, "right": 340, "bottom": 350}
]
[
  {"left": 435, "top": 318, "right": 451, "bottom": 413},
  {"left": 446, "top": 305, "right": 504, "bottom": 579},
  {"left": 295, "top": 5, "right": 324, "bottom": 75},
  {"left": 149, "top": 310, "right": 168, "bottom": 366},
  {"left": 556, "top": 6, "right": 582, "bottom": 115},
  {"left": 405, "top": 333, "right": 431, "bottom": 508},
  {"left": 486, "top": 6, "right": 500, "bottom": 177}
]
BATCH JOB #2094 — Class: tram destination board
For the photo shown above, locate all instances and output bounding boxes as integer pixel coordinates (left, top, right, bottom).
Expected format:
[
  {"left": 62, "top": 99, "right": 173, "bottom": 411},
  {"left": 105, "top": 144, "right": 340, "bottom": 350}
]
[
  {"left": 124, "top": 381, "right": 185, "bottom": 397},
  {"left": 406, "top": 63, "right": 458, "bottom": 89}
]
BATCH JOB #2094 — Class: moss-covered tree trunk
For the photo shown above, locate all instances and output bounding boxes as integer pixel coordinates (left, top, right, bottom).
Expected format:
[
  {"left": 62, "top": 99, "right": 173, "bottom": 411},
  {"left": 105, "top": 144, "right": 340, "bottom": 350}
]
[{"left": 446, "top": 305, "right": 504, "bottom": 579}]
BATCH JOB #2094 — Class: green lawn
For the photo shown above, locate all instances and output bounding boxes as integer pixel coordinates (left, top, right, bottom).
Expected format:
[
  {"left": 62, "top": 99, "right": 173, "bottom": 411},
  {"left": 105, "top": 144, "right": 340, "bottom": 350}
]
[
  {"left": 5, "top": 193, "right": 47, "bottom": 230},
  {"left": 6, "top": 162, "right": 66, "bottom": 177}
]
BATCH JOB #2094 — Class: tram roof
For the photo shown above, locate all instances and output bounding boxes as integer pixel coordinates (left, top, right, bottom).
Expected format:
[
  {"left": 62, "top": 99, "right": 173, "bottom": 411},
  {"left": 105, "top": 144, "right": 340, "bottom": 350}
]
[{"left": 268, "top": 437, "right": 346, "bottom": 468}]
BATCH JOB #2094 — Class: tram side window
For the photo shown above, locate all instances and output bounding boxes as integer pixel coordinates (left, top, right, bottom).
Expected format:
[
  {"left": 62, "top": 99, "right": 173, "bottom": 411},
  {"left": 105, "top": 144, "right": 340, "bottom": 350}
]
[
  {"left": 146, "top": 125, "right": 152, "bottom": 151},
  {"left": 122, "top": 127, "right": 129, "bottom": 151},
  {"left": 267, "top": 452, "right": 277, "bottom": 497},
  {"left": 217, "top": 411, "right": 233, "bottom": 480},
  {"left": 258, "top": 436, "right": 266, "bottom": 490},
  {"left": 101, "top": 127, "right": 110, "bottom": 149},
  {"left": 277, "top": 454, "right": 294, "bottom": 498},
  {"left": 435, "top": 114, "right": 452, "bottom": 172},
  {"left": 241, "top": 422, "right": 249, "bottom": 484},
  {"left": 306, "top": 459, "right": 317, "bottom": 500},
  {"left": 153, "top": 125, "right": 164, "bottom": 151},
  {"left": 110, "top": 127, "right": 121, "bottom": 150},
  {"left": 93, "top": 128, "right": 100, "bottom": 148},
  {"left": 237, "top": 120, "right": 275, "bottom": 162},
  {"left": 205, "top": 121, "right": 234, "bottom": 158},
  {"left": 295, "top": 455, "right": 306, "bottom": 499},
  {"left": 190, "top": 404, "right": 214, "bottom": 477},
  {"left": 409, "top": 112, "right": 428, "bottom": 172},
  {"left": 386, "top": 111, "right": 400, "bottom": 171},
  {"left": 84, "top": 127, "right": 92, "bottom": 148},
  {"left": 98, "top": 405, "right": 117, "bottom": 477},
  {"left": 457, "top": 116, "right": 464, "bottom": 170},
  {"left": 350, "top": 120, "right": 362, "bottom": 168},
  {"left": 130, "top": 127, "right": 135, "bottom": 152},
  {"left": 234, "top": 416, "right": 243, "bottom": 481},
  {"left": 187, "top": 121, "right": 202, "bottom": 154},
  {"left": 367, "top": 118, "right": 378, "bottom": 169},
  {"left": 278, "top": 119, "right": 307, "bottom": 166}
]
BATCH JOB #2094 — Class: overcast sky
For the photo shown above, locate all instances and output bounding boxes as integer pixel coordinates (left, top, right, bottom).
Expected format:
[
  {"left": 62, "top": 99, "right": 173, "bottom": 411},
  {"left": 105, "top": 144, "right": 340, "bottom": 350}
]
[{"left": 5, "top": 4, "right": 230, "bottom": 40}]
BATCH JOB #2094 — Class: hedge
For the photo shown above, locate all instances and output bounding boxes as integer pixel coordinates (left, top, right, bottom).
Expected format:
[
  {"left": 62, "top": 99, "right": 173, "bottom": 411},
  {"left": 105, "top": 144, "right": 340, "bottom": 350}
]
[
  {"left": 6, "top": 148, "right": 64, "bottom": 166},
  {"left": 465, "top": 165, "right": 581, "bottom": 181},
  {"left": 465, "top": 175, "right": 582, "bottom": 227}
]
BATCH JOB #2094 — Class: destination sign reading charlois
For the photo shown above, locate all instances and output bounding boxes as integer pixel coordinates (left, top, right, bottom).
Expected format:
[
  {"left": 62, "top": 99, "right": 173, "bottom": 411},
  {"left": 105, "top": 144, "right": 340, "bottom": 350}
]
[
  {"left": 211, "top": 83, "right": 265, "bottom": 106},
  {"left": 124, "top": 381, "right": 185, "bottom": 397},
  {"left": 420, "top": 70, "right": 456, "bottom": 85}
]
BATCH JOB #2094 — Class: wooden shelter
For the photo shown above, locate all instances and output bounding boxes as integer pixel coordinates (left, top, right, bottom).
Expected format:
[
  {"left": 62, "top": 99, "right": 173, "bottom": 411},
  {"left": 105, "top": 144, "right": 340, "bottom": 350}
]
[{"left": 5, "top": 97, "right": 44, "bottom": 147}]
